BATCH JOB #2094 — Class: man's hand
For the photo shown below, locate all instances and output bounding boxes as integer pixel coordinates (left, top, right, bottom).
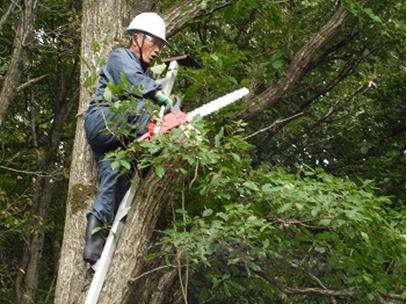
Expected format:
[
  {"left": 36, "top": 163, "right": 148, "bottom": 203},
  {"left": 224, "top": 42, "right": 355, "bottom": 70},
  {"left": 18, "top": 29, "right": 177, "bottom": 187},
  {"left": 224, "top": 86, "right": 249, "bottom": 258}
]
[{"left": 155, "top": 94, "right": 173, "bottom": 112}]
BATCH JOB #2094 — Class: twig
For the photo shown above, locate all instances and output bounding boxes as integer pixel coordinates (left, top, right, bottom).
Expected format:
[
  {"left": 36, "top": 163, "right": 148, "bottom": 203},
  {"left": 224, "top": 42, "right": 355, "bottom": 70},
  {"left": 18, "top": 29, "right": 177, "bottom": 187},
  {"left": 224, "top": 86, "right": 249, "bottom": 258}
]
[
  {"left": 0, "top": 164, "right": 61, "bottom": 177},
  {"left": 177, "top": 253, "right": 188, "bottom": 304},
  {"left": 100, "top": 107, "right": 127, "bottom": 148},
  {"left": 0, "top": 0, "right": 18, "bottom": 32},
  {"left": 244, "top": 112, "right": 304, "bottom": 140},
  {"left": 270, "top": 216, "right": 326, "bottom": 230},
  {"left": 189, "top": 160, "right": 199, "bottom": 189},
  {"left": 255, "top": 270, "right": 355, "bottom": 298},
  {"left": 16, "top": 74, "right": 48, "bottom": 92},
  {"left": 177, "top": 183, "right": 189, "bottom": 303},
  {"left": 307, "top": 272, "right": 337, "bottom": 303},
  {"left": 130, "top": 264, "right": 174, "bottom": 283}
]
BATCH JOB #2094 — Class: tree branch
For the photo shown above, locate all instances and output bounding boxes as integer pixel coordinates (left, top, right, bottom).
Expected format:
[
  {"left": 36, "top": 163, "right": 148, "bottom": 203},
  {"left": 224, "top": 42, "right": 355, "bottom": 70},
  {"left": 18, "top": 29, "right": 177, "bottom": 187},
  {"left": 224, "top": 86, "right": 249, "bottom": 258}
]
[
  {"left": 244, "top": 111, "right": 304, "bottom": 140},
  {"left": 0, "top": 164, "right": 62, "bottom": 177},
  {"left": 254, "top": 270, "right": 355, "bottom": 298},
  {"left": 16, "top": 74, "right": 48, "bottom": 92},
  {"left": 164, "top": 0, "right": 239, "bottom": 38},
  {"left": 0, "top": 0, "right": 19, "bottom": 33},
  {"left": 236, "top": 2, "right": 354, "bottom": 121}
]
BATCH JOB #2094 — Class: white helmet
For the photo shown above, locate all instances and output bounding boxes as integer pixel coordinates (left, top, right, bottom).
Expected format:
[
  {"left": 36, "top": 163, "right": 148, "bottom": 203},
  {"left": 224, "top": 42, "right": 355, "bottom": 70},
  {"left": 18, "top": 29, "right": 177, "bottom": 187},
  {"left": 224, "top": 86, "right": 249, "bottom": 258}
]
[{"left": 127, "top": 12, "right": 167, "bottom": 43}]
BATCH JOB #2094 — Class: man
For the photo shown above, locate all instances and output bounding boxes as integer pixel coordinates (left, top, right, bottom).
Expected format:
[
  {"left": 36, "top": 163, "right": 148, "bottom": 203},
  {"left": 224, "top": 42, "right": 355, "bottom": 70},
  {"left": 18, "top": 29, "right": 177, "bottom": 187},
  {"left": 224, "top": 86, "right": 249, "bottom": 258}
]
[{"left": 83, "top": 12, "right": 172, "bottom": 265}]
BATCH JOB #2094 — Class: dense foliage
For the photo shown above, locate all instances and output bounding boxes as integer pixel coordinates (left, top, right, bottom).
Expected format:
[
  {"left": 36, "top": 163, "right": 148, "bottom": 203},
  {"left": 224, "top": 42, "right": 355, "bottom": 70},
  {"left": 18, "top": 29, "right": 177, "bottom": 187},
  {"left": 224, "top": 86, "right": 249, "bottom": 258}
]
[{"left": 0, "top": 0, "right": 405, "bottom": 303}]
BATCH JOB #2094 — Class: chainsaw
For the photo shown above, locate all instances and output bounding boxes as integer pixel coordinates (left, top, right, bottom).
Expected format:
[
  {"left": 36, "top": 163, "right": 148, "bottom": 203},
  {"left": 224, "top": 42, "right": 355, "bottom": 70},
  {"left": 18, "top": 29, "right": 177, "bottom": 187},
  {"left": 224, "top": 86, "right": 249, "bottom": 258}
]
[{"left": 137, "top": 87, "right": 249, "bottom": 142}]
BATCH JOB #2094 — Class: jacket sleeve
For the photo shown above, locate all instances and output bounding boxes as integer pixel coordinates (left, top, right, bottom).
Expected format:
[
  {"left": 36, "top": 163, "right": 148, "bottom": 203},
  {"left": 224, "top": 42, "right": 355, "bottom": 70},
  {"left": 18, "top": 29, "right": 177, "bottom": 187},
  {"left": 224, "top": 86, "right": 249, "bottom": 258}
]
[{"left": 105, "top": 50, "right": 161, "bottom": 99}]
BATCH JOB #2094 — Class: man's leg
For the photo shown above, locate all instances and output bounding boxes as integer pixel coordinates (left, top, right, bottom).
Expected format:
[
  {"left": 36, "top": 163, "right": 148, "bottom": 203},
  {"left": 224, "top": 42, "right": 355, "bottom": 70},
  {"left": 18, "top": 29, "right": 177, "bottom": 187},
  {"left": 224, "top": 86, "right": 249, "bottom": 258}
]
[
  {"left": 83, "top": 106, "right": 130, "bottom": 264},
  {"left": 83, "top": 104, "right": 142, "bottom": 264},
  {"left": 83, "top": 157, "right": 132, "bottom": 264}
]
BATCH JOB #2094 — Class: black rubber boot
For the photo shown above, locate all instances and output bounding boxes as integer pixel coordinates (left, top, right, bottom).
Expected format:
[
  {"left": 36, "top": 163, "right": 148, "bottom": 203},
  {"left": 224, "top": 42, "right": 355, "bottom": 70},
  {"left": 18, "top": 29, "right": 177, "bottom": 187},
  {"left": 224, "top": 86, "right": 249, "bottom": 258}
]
[{"left": 83, "top": 215, "right": 109, "bottom": 265}]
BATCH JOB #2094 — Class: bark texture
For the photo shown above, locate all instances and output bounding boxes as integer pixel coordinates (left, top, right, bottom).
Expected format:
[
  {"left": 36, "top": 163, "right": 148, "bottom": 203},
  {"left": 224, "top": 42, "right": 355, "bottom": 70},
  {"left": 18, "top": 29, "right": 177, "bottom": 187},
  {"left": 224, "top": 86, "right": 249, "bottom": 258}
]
[
  {"left": 98, "top": 163, "right": 183, "bottom": 303},
  {"left": 54, "top": 0, "right": 154, "bottom": 303},
  {"left": 0, "top": 0, "right": 38, "bottom": 127}
]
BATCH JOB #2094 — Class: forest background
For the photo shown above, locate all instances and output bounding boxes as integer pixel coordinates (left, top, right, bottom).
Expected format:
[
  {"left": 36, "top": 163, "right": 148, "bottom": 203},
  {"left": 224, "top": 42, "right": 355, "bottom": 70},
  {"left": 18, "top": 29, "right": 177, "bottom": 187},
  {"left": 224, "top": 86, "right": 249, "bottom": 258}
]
[{"left": 0, "top": 0, "right": 405, "bottom": 303}]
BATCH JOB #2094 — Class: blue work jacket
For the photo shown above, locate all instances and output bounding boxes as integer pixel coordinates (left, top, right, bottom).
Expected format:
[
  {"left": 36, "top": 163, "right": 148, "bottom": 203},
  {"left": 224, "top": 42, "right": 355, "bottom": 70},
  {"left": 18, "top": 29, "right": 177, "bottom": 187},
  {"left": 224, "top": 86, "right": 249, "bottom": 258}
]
[{"left": 92, "top": 48, "right": 161, "bottom": 102}]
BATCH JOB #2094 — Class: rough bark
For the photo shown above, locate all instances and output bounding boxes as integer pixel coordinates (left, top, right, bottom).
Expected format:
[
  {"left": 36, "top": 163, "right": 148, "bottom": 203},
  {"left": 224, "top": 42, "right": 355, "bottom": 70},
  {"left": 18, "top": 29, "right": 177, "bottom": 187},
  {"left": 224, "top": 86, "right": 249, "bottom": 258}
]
[
  {"left": 54, "top": 0, "right": 154, "bottom": 303},
  {"left": 236, "top": 2, "right": 352, "bottom": 121},
  {"left": 55, "top": 0, "right": 246, "bottom": 303},
  {"left": 97, "top": 163, "right": 184, "bottom": 303},
  {"left": 0, "top": 0, "right": 38, "bottom": 127}
]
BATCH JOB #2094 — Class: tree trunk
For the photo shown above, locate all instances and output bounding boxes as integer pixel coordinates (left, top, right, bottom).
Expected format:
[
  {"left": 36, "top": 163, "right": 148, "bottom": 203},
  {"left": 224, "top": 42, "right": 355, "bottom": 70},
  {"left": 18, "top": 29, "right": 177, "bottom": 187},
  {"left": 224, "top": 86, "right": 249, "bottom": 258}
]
[
  {"left": 97, "top": 162, "right": 184, "bottom": 303},
  {"left": 54, "top": 0, "right": 150, "bottom": 303},
  {"left": 0, "top": 0, "right": 38, "bottom": 127},
  {"left": 15, "top": 62, "right": 77, "bottom": 303},
  {"left": 54, "top": 0, "right": 251, "bottom": 303}
]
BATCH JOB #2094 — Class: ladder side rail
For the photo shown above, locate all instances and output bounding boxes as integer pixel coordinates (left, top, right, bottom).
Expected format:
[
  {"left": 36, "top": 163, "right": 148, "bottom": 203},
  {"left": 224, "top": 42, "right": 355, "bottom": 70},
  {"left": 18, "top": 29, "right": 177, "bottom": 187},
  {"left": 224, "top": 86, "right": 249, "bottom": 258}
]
[{"left": 85, "top": 60, "right": 179, "bottom": 304}]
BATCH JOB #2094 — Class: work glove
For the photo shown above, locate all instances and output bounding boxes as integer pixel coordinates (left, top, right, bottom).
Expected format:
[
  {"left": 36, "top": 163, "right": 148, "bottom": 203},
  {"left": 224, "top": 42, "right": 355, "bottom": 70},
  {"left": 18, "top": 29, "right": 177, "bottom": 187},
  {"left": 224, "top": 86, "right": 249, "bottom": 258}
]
[{"left": 155, "top": 94, "right": 173, "bottom": 113}]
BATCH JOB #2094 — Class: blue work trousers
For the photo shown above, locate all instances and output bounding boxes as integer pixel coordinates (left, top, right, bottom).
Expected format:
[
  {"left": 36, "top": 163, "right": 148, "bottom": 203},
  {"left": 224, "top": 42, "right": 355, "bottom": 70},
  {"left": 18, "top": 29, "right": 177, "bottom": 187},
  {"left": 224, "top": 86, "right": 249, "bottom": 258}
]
[{"left": 84, "top": 103, "right": 150, "bottom": 225}]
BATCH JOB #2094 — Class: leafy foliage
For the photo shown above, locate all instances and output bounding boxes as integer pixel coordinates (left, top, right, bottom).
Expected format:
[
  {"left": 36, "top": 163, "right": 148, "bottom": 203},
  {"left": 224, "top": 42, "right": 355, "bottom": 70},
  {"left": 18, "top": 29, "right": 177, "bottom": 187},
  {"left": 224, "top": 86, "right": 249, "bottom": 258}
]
[
  {"left": 0, "top": 0, "right": 404, "bottom": 303},
  {"left": 149, "top": 123, "right": 405, "bottom": 303}
]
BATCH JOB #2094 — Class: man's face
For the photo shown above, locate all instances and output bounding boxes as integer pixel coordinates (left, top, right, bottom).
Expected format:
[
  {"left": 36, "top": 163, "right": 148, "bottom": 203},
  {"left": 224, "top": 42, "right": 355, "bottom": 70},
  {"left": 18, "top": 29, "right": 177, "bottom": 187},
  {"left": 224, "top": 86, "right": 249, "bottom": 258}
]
[{"left": 134, "top": 33, "right": 163, "bottom": 65}]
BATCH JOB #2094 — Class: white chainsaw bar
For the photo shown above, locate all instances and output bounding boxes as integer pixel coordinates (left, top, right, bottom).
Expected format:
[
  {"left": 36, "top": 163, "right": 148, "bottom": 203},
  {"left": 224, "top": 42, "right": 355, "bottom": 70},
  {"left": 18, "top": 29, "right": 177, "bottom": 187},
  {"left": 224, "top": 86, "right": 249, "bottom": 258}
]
[{"left": 186, "top": 87, "right": 249, "bottom": 121}]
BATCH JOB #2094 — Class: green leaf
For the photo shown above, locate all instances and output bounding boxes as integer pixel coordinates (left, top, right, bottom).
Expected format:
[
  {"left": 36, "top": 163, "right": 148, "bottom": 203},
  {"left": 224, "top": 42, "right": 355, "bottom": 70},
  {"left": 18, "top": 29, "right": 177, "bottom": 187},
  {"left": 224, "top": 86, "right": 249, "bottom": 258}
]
[
  {"left": 319, "top": 218, "right": 331, "bottom": 226},
  {"left": 111, "top": 160, "right": 121, "bottom": 170},
  {"left": 363, "top": 7, "right": 383, "bottom": 24},
  {"left": 120, "top": 160, "right": 131, "bottom": 170},
  {"left": 154, "top": 165, "right": 165, "bottom": 178},
  {"left": 261, "top": 183, "right": 273, "bottom": 194},
  {"left": 150, "top": 63, "right": 167, "bottom": 76},
  {"left": 214, "top": 127, "right": 224, "bottom": 147},
  {"left": 277, "top": 203, "right": 292, "bottom": 214},
  {"left": 202, "top": 209, "right": 213, "bottom": 217},
  {"left": 91, "top": 226, "right": 103, "bottom": 235},
  {"left": 103, "top": 87, "right": 113, "bottom": 103},
  {"left": 243, "top": 181, "right": 259, "bottom": 192},
  {"left": 315, "top": 246, "right": 326, "bottom": 253},
  {"left": 230, "top": 153, "right": 241, "bottom": 162}
]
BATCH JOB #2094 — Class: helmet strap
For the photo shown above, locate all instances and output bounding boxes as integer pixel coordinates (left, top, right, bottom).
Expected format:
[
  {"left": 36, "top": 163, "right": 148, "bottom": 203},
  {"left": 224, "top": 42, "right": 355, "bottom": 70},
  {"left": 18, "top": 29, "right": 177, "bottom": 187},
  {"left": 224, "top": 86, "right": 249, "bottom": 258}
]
[{"left": 134, "top": 33, "right": 148, "bottom": 70}]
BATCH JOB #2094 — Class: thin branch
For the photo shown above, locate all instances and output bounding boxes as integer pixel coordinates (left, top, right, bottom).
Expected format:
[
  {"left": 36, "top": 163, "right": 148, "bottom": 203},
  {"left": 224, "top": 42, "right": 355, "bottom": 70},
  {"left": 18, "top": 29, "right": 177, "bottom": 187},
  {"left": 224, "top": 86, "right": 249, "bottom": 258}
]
[
  {"left": 17, "top": 74, "right": 48, "bottom": 92},
  {"left": 244, "top": 111, "right": 304, "bottom": 140},
  {"left": 188, "top": 160, "right": 199, "bottom": 189},
  {"left": 307, "top": 271, "right": 337, "bottom": 303},
  {"left": 269, "top": 216, "right": 327, "bottom": 230},
  {"left": 0, "top": 0, "right": 19, "bottom": 32},
  {"left": 254, "top": 270, "right": 355, "bottom": 298},
  {"left": 0, "top": 164, "right": 61, "bottom": 177},
  {"left": 129, "top": 265, "right": 175, "bottom": 283}
]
